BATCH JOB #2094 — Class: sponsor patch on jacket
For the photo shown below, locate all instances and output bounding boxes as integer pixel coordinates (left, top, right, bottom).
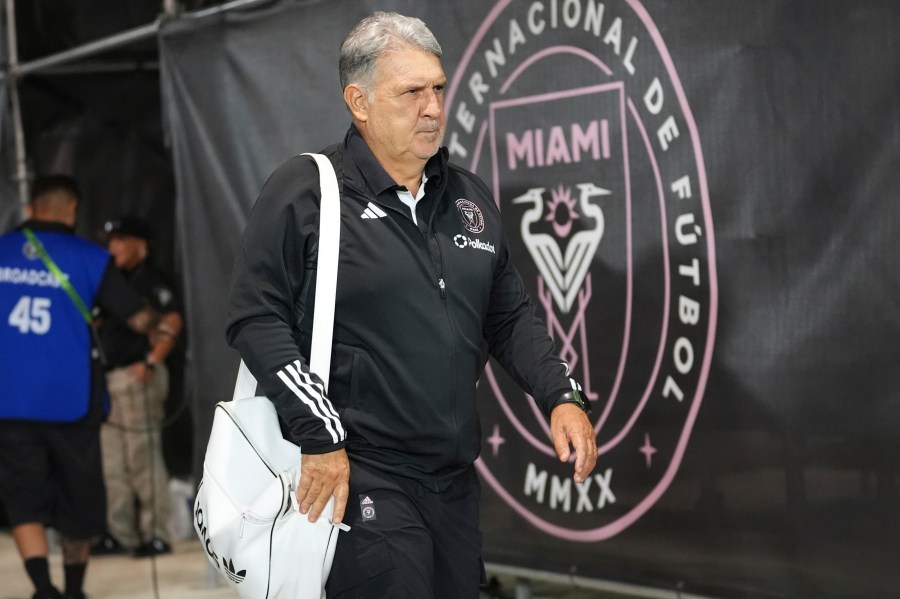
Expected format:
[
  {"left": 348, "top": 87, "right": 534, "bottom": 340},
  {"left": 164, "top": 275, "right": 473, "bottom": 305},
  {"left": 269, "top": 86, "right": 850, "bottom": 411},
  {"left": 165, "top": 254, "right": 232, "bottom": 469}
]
[{"left": 453, "top": 234, "right": 495, "bottom": 254}]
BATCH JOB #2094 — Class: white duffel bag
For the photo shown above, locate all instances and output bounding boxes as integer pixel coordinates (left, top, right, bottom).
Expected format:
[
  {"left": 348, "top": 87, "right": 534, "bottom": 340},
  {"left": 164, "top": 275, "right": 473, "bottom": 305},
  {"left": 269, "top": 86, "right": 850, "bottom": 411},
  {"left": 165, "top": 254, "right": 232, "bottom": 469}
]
[
  {"left": 194, "top": 152, "right": 346, "bottom": 598},
  {"left": 194, "top": 371, "right": 347, "bottom": 599}
]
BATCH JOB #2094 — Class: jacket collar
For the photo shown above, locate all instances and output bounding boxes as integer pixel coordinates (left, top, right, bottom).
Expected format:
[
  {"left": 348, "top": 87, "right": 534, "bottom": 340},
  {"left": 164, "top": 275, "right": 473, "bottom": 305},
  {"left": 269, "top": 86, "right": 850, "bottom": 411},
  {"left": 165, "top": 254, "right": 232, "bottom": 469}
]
[{"left": 342, "top": 124, "right": 446, "bottom": 197}]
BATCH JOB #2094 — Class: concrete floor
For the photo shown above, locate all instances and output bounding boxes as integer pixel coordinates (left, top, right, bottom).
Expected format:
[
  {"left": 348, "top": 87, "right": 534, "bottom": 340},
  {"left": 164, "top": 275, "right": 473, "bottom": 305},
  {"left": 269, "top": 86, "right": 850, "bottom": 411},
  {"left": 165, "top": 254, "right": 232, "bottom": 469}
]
[
  {"left": 0, "top": 534, "right": 232, "bottom": 599},
  {"left": 0, "top": 530, "right": 687, "bottom": 599}
]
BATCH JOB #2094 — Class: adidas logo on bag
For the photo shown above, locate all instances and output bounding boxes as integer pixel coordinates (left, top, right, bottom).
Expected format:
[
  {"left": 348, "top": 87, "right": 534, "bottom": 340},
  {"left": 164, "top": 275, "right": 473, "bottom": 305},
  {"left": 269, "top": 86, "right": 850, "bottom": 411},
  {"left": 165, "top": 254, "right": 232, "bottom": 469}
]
[
  {"left": 361, "top": 202, "right": 387, "bottom": 219},
  {"left": 222, "top": 557, "right": 247, "bottom": 584}
]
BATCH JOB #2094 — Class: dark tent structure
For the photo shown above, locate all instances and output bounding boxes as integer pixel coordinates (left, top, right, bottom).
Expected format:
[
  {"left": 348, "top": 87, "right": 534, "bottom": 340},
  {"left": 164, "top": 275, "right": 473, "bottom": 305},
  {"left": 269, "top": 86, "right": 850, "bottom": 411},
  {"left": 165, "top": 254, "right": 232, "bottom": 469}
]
[{"left": 2, "top": 1, "right": 899, "bottom": 597}]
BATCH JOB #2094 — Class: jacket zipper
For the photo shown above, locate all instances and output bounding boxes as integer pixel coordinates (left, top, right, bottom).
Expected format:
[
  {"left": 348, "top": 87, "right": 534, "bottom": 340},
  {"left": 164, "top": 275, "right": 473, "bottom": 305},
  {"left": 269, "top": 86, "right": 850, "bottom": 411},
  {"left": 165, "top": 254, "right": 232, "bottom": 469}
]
[
  {"left": 430, "top": 222, "right": 448, "bottom": 301},
  {"left": 347, "top": 174, "right": 463, "bottom": 460},
  {"left": 428, "top": 227, "right": 461, "bottom": 462}
]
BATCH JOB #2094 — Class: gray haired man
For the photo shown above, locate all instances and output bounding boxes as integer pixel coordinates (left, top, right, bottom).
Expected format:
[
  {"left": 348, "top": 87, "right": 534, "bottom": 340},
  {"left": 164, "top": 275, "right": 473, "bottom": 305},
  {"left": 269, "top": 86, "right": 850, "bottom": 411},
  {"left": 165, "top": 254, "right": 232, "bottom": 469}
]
[{"left": 227, "top": 11, "right": 597, "bottom": 597}]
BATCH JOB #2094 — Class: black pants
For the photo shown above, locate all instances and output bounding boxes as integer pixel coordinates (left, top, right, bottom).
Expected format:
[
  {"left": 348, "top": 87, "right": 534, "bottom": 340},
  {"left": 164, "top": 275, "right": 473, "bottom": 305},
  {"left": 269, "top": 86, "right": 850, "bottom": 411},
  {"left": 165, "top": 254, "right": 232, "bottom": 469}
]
[
  {"left": 0, "top": 420, "right": 106, "bottom": 538},
  {"left": 325, "top": 460, "right": 484, "bottom": 598}
]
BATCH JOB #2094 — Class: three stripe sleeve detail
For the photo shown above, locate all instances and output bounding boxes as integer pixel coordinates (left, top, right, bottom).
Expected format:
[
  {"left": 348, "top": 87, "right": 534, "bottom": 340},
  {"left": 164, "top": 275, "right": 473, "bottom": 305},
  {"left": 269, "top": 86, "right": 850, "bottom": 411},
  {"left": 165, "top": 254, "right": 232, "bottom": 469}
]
[{"left": 276, "top": 360, "right": 346, "bottom": 444}]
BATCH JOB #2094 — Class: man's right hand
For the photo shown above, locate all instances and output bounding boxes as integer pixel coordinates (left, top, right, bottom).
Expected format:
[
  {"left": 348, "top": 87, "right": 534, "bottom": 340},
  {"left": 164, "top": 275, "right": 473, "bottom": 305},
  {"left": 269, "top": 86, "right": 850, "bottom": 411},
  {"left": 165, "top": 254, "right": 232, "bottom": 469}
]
[{"left": 296, "top": 448, "right": 350, "bottom": 525}]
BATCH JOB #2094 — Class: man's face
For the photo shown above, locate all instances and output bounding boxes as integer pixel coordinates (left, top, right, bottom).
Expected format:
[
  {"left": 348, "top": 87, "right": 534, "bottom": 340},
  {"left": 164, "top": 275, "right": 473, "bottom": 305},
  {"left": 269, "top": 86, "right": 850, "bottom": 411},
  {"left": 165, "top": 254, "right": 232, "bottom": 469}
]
[
  {"left": 359, "top": 45, "right": 447, "bottom": 173},
  {"left": 108, "top": 235, "right": 146, "bottom": 270}
]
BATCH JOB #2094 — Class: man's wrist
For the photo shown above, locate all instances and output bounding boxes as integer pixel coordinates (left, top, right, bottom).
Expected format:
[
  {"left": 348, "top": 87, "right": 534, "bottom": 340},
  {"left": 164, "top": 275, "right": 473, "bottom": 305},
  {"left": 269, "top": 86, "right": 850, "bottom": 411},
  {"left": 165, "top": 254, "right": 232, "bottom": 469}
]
[{"left": 553, "top": 390, "right": 591, "bottom": 415}]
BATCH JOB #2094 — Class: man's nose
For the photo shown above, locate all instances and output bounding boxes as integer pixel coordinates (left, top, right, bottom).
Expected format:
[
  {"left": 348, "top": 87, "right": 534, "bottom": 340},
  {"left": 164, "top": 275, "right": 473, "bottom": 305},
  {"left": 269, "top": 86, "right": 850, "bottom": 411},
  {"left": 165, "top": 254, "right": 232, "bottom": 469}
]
[{"left": 421, "top": 88, "right": 443, "bottom": 118}]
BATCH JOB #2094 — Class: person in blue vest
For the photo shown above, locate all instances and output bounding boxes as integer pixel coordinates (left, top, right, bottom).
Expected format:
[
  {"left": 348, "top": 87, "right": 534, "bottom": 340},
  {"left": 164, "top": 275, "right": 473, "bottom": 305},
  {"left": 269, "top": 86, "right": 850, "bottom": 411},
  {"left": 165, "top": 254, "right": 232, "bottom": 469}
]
[{"left": 0, "top": 175, "right": 161, "bottom": 599}]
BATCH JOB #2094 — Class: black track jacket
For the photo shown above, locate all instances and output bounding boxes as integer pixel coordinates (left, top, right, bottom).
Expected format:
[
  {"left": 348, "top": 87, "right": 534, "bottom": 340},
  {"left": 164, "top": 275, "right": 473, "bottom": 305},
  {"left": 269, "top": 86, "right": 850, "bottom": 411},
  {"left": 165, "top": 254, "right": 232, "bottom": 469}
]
[{"left": 227, "top": 125, "right": 575, "bottom": 483}]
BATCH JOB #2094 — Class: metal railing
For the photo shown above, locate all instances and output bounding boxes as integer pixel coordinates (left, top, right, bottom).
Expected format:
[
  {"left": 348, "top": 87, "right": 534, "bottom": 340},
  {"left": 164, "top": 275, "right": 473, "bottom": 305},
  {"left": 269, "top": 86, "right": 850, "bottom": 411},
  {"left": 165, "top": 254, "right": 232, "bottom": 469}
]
[{"left": 1, "top": 0, "right": 268, "bottom": 205}]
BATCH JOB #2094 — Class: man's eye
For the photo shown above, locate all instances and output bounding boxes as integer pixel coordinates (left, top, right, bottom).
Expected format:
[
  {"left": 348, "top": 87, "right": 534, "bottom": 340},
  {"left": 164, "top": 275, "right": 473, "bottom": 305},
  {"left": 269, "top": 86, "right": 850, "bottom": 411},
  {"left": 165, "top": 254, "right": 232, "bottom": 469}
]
[{"left": 434, "top": 85, "right": 445, "bottom": 93}]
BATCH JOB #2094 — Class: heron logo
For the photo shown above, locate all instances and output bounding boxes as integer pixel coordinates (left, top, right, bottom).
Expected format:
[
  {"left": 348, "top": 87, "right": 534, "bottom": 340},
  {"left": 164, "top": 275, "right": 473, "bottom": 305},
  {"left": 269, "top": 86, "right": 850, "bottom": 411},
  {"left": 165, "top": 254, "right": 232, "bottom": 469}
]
[
  {"left": 446, "top": 0, "right": 718, "bottom": 541},
  {"left": 512, "top": 183, "right": 608, "bottom": 313}
]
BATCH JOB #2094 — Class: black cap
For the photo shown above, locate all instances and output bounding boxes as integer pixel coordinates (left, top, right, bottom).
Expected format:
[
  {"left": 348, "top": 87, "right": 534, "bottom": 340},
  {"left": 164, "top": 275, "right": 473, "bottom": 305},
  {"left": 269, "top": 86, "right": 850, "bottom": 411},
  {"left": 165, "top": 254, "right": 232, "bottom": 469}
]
[{"left": 104, "top": 215, "right": 151, "bottom": 241}]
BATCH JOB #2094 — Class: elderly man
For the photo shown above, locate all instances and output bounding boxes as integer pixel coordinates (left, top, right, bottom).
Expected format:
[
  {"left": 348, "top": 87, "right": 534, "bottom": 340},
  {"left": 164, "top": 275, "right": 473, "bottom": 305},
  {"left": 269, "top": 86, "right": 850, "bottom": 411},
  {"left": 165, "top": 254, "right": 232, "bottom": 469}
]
[{"left": 226, "top": 11, "right": 597, "bottom": 598}]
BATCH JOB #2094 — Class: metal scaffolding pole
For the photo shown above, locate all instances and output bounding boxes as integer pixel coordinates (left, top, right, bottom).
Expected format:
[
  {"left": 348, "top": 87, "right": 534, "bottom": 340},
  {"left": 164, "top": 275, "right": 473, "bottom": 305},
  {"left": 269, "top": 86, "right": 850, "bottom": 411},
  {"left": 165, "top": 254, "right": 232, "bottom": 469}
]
[
  {"left": 13, "top": 21, "right": 162, "bottom": 78},
  {"left": 1, "top": 0, "right": 267, "bottom": 202},
  {"left": 6, "top": 0, "right": 266, "bottom": 79},
  {"left": 5, "top": 0, "right": 29, "bottom": 206}
]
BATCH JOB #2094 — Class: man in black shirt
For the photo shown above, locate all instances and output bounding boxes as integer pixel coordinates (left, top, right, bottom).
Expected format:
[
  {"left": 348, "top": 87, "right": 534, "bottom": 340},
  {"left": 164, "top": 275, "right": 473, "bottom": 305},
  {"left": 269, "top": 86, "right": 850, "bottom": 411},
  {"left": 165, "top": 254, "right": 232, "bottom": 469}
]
[{"left": 95, "top": 216, "right": 183, "bottom": 558}]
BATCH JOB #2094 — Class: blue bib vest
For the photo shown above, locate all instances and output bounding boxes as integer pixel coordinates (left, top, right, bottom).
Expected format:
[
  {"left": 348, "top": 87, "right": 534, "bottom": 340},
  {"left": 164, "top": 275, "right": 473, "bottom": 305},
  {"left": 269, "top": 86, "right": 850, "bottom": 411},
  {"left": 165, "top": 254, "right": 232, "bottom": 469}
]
[{"left": 0, "top": 228, "right": 110, "bottom": 422}]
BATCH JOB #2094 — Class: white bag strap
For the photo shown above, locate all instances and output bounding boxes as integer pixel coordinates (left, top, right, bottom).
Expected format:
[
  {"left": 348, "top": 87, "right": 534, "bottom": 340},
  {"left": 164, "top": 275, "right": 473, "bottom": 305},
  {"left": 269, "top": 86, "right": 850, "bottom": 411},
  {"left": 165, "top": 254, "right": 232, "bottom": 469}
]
[{"left": 233, "top": 153, "right": 340, "bottom": 400}]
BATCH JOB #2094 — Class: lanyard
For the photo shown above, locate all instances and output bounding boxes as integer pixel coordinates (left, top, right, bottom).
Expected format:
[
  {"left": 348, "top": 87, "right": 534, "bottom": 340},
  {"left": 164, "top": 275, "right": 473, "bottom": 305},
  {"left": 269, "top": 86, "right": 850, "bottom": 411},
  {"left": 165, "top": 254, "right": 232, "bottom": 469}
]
[{"left": 22, "top": 227, "right": 93, "bottom": 325}]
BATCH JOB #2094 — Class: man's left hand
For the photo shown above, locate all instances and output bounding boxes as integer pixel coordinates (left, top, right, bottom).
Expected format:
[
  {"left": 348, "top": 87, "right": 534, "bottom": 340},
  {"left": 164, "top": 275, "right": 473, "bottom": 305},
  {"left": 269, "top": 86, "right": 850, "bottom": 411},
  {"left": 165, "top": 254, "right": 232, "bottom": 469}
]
[{"left": 550, "top": 402, "right": 597, "bottom": 483}]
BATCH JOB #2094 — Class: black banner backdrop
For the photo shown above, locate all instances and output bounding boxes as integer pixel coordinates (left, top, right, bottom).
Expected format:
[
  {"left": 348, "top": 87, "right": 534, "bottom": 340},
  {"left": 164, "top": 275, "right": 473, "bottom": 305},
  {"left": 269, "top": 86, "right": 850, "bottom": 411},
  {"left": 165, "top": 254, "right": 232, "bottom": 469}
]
[{"left": 159, "top": 1, "right": 900, "bottom": 597}]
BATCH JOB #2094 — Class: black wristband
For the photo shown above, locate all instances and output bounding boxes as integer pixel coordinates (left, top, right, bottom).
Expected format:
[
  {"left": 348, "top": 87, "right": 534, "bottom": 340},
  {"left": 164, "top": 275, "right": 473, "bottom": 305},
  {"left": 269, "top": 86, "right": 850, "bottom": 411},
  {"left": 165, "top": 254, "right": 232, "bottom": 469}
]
[
  {"left": 554, "top": 390, "right": 591, "bottom": 415},
  {"left": 144, "top": 357, "right": 157, "bottom": 371}
]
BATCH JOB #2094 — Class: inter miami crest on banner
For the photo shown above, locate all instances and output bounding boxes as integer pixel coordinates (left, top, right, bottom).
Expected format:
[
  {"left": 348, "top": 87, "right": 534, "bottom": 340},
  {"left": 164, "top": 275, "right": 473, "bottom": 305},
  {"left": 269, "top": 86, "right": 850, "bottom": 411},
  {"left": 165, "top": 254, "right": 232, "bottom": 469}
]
[{"left": 446, "top": 0, "right": 718, "bottom": 541}]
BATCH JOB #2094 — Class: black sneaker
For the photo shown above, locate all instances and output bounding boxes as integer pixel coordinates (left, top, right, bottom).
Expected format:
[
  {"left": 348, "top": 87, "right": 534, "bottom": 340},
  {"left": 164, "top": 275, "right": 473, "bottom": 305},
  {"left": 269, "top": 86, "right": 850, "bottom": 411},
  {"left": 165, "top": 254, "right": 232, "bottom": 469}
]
[
  {"left": 90, "top": 534, "right": 126, "bottom": 556},
  {"left": 63, "top": 593, "right": 87, "bottom": 599},
  {"left": 132, "top": 537, "right": 172, "bottom": 558},
  {"left": 32, "top": 588, "right": 63, "bottom": 599}
]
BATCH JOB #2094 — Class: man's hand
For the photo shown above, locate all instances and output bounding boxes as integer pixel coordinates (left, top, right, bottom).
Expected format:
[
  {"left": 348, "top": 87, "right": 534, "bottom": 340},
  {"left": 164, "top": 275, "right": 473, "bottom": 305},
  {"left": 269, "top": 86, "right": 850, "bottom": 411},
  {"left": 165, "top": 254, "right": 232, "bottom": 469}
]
[
  {"left": 550, "top": 402, "right": 597, "bottom": 484},
  {"left": 128, "top": 361, "right": 155, "bottom": 384},
  {"left": 296, "top": 448, "right": 350, "bottom": 524}
]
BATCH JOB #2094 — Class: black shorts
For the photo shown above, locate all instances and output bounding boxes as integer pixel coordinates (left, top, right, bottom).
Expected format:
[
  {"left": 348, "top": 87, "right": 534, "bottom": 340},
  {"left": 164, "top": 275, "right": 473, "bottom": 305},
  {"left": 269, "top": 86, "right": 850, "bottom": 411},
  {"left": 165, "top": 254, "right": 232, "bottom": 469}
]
[
  {"left": 0, "top": 420, "right": 106, "bottom": 539},
  {"left": 326, "top": 460, "right": 485, "bottom": 599}
]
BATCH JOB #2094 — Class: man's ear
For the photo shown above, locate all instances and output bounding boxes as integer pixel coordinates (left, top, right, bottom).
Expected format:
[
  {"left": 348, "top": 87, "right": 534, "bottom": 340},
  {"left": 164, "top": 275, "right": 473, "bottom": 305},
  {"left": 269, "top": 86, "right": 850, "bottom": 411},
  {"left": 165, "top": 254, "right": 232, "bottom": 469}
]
[
  {"left": 62, "top": 200, "right": 78, "bottom": 227},
  {"left": 344, "top": 84, "right": 369, "bottom": 122}
]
